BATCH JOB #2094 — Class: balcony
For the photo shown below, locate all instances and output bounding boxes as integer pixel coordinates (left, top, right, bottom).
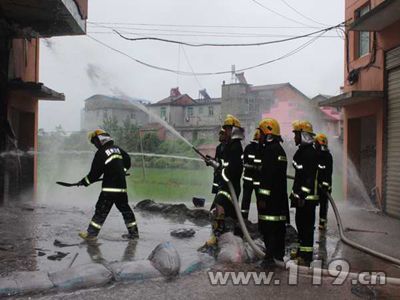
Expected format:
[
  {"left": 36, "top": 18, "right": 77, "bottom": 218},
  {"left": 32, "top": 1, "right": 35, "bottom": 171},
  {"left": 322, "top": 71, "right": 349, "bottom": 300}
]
[
  {"left": 0, "top": 0, "right": 87, "bottom": 37},
  {"left": 350, "top": 0, "right": 400, "bottom": 32}
]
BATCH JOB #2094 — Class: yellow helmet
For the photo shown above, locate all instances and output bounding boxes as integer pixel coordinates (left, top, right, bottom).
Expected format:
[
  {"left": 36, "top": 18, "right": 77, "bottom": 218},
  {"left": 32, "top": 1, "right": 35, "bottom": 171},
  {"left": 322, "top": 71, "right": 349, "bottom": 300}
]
[
  {"left": 253, "top": 128, "right": 261, "bottom": 141},
  {"left": 223, "top": 114, "right": 241, "bottom": 128},
  {"left": 258, "top": 118, "right": 281, "bottom": 136},
  {"left": 88, "top": 129, "right": 107, "bottom": 142},
  {"left": 292, "top": 120, "right": 314, "bottom": 134},
  {"left": 315, "top": 133, "right": 328, "bottom": 146}
]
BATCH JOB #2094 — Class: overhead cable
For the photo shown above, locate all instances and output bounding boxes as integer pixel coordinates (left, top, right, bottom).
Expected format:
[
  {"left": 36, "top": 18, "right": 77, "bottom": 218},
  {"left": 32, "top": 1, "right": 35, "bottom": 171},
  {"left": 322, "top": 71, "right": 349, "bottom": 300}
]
[
  {"left": 113, "top": 23, "right": 343, "bottom": 47},
  {"left": 87, "top": 31, "right": 325, "bottom": 76},
  {"left": 278, "top": 0, "right": 331, "bottom": 27}
]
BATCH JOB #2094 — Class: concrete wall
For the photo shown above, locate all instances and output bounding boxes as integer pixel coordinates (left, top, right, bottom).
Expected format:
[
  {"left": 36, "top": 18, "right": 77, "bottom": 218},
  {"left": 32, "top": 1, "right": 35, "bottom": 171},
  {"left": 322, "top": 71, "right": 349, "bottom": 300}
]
[{"left": 81, "top": 107, "right": 148, "bottom": 130}]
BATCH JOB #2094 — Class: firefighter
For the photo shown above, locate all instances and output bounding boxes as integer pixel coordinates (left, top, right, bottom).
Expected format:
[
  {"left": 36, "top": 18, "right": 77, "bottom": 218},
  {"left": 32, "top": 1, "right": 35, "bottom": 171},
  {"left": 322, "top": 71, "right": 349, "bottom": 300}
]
[
  {"left": 256, "top": 118, "right": 289, "bottom": 266},
  {"left": 290, "top": 120, "right": 318, "bottom": 265},
  {"left": 210, "top": 128, "right": 226, "bottom": 195},
  {"left": 241, "top": 129, "right": 261, "bottom": 220},
  {"left": 78, "top": 129, "right": 139, "bottom": 241},
  {"left": 315, "top": 133, "right": 333, "bottom": 231},
  {"left": 202, "top": 115, "right": 244, "bottom": 247}
]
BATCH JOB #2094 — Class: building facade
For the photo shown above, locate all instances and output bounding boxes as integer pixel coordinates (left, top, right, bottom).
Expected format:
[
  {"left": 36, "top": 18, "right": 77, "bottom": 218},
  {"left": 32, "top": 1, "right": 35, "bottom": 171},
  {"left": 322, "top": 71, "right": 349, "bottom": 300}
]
[
  {"left": 81, "top": 95, "right": 149, "bottom": 131},
  {"left": 321, "top": 0, "right": 400, "bottom": 218},
  {"left": 0, "top": 0, "right": 88, "bottom": 202}
]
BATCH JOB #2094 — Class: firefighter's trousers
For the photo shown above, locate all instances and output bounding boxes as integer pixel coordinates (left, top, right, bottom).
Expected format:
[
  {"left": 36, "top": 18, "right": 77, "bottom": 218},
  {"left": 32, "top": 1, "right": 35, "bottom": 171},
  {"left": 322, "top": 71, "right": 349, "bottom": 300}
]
[
  {"left": 295, "top": 202, "right": 316, "bottom": 262},
  {"left": 319, "top": 193, "right": 328, "bottom": 225},
  {"left": 241, "top": 181, "right": 255, "bottom": 220},
  {"left": 87, "top": 191, "right": 137, "bottom": 236}
]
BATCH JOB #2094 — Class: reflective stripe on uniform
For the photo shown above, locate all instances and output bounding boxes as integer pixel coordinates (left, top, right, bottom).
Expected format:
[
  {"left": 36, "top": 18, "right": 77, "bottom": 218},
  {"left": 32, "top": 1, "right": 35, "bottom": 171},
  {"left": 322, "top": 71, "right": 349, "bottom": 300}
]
[
  {"left": 301, "top": 186, "right": 311, "bottom": 193},
  {"left": 322, "top": 182, "right": 330, "bottom": 187},
  {"left": 221, "top": 159, "right": 229, "bottom": 167},
  {"left": 258, "top": 215, "right": 286, "bottom": 221},
  {"left": 253, "top": 159, "right": 262, "bottom": 163},
  {"left": 278, "top": 156, "right": 287, "bottom": 162},
  {"left": 253, "top": 181, "right": 260, "bottom": 186},
  {"left": 241, "top": 155, "right": 244, "bottom": 159},
  {"left": 258, "top": 188, "right": 271, "bottom": 196},
  {"left": 318, "top": 164, "right": 326, "bottom": 169},
  {"left": 127, "top": 221, "right": 137, "bottom": 228},
  {"left": 222, "top": 168, "right": 229, "bottom": 182},
  {"left": 102, "top": 188, "right": 127, "bottom": 193},
  {"left": 291, "top": 192, "right": 300, "bottom": 199},
  {"left": 84, "top": 176, "right": 90, "bottom": 185},
  {"left": 248, "top": 154, "right": 255, "bottom": 159},
  {"left": 241, "top": 209, "right": 249, "bottom": 213},
  {"left": 243, "top": 176, "right": 253, "bottom": 181},
  {"left": 293, "top": 160, "right": 303, "bottom": 169},
  {"left": 90, "top": 221, "right": 101, "bottom": 229},
  {"left": 105, "top": 154, "right": 123, "bottom": 165},
  {"left": 299, "top": 246, "right": 314, "bottom": 252},
  {"left": 217, "top": 190, "right": 231, "bottom": 201},
  {"left": 305, "top": 195, "right": 319, "bottom": 201},
  {"left": 213, "top": 183, "right": 219, "bottom": 187}
]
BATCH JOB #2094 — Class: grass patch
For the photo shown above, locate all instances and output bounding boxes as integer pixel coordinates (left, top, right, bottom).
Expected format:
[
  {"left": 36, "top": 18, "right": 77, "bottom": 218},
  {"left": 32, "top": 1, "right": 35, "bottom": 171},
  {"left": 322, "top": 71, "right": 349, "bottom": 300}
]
[{"left": 127, "top": 167, "right": 214, "bottom": 202}]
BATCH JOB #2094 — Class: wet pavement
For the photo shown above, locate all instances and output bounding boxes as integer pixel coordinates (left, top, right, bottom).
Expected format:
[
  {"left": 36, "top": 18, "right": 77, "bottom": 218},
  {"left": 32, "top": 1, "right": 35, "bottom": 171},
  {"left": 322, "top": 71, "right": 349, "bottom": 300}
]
[{"left": 1, "top": 190, "right": 400, "bottom": 298}]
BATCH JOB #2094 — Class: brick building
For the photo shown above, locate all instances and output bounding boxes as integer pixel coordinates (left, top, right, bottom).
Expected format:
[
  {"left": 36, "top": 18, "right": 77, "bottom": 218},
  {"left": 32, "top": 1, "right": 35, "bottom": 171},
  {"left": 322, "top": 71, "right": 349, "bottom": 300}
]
[
  {"left": 320, "top": 0, "right": 400, "bottom": 217},
  {"left": 0, "top": 0, "right": 88, "bottom": 202}
]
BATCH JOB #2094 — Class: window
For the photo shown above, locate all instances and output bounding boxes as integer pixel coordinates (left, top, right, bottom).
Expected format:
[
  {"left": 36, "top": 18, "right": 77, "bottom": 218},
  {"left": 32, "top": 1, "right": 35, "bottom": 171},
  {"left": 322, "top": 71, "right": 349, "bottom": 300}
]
[
  {"left": 245, "top": 96, "right": 257, "bottom": 113},
  {"left": 208, "top": 106, "right": 214, "bottom": 116},
  {"left": 160, "top": 107, "right": 166, "bottom": 119},
  {"left": 355, "top": 5, "right": 370, "bottom": 58},
  {"left": 187, "top": 106, "right": 193, "bottom": 117}
]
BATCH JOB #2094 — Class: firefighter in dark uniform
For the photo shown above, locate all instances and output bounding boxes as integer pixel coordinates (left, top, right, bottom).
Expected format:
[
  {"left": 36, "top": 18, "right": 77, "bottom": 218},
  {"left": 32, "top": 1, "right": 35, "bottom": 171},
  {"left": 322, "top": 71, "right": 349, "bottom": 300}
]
[
  {"left": 78, "top": 129, "right": 139, "bottom": 241},
  {"left": 315, "top": 133, "right": 333, "bottom": 231},
  {"left": 241, "top": 129, "right": 261, "bottom": 220},
  {"left": 256, "top": 118, "right": 289, "bottom": 266},
  {"left": 211, "top": 128, "right": 226, "bottom": 195},
  {"left": 202, "top": 115, "right": 244, "bottom": 247},
  {"left": 290, "top": 120, "right": 318, "bottom": 265}
]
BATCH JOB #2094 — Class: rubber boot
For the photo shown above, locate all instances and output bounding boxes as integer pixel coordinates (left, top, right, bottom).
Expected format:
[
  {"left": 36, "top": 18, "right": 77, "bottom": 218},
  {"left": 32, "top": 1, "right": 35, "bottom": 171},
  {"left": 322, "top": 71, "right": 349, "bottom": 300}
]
[{"left": 122, "top": 225, "right": 139, "bottom": 240}]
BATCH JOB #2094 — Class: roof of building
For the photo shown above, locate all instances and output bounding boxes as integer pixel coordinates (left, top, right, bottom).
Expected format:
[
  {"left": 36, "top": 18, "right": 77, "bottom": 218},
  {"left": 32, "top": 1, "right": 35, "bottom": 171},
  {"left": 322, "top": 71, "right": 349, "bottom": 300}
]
[
  {"left": 84, "top": 94, "right": 149, "bottom": 110},
  {"left": 153, "top": 93, "right": 197, "bottom": 106},
  {"left": 250, "top": 82, "right": 310, "bottom": 100}
]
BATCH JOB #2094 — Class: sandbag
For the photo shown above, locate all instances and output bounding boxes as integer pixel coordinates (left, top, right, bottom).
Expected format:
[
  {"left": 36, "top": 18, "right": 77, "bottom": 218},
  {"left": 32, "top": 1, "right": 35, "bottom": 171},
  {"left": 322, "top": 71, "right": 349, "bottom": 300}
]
[
  {"left": 0, "top": 271, "right": 53, "bottom": 297},
  {"left": 217, "top": 232, "right": 246, "bottom": 263},
  {"left": 148, "top": 242, "right": 181, "bottom": 277},
  {"left": 49, "top": 263, "right": 112, "bottom": 290},
  {"left": 110, "top": 260, "right": 161, "bottom": 282}
]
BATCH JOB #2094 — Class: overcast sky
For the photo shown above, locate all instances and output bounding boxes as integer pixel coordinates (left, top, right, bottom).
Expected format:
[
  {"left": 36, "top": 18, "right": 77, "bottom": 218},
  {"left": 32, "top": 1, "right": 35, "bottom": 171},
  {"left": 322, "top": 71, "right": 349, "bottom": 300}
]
[{"left": 39, "top": 0, "right": 344, "bottom": 131}]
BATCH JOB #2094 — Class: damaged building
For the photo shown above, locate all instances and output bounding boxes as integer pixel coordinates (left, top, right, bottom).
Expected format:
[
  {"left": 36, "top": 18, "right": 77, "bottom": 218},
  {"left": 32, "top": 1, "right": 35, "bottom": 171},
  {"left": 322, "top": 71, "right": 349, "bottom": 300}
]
[{"left": 0, "top": 0, "right": 88, "bottom": 203}]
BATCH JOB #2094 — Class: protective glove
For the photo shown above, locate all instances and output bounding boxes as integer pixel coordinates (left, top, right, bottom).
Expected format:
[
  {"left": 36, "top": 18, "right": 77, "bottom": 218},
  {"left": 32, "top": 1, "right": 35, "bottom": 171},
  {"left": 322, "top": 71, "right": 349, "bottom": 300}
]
[
  {"left": 205, "top": 156, "right": 220, "bottom": 170},
  {"left": 290, "top": 192, "right": 305, "bottom": 208},
  {"left": 77, "top": 178, "right": 89, "bottom": 187}
]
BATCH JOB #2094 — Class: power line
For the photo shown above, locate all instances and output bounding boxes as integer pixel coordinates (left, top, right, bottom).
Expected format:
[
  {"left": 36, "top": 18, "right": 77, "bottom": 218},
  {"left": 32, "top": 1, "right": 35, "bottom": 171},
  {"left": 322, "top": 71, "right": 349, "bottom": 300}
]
[
  {"left": 278, "top": 0, "right": 331, "bottom": 27},
  {"left": 181, "top": 46, "right": 202, "bottom": 89},
  {"left": 86, "top": 31, "right": 326, "bottom": 76},
  {"left": 113, "top": 23, "right": 343, "bottom": 47},
  {"left": 249, "top": 0, "right": 314, "bottom": 27},
  {"left": 88, "top": 21, "right": 323, "bottom": 30}
]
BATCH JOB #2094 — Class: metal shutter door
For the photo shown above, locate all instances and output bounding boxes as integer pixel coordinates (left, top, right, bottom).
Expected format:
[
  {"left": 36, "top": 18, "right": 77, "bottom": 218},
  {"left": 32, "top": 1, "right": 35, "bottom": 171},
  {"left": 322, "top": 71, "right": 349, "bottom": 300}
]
[{"left": 386, "top": 47, "right": 400, "bottom": 218}]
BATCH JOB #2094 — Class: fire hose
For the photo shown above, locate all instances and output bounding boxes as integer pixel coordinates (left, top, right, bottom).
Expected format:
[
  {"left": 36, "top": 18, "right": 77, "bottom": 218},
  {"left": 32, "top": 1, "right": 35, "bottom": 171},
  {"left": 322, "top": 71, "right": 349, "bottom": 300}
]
[{"left": 226, "top": 177, "right": 400, "bottom": 285}]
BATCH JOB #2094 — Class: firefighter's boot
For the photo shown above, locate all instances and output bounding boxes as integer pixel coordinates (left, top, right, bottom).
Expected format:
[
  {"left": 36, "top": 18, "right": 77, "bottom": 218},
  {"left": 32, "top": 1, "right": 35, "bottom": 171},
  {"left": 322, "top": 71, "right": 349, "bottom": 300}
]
[{"left": 79, "top": 231, "right": 97, "bottom": 242}]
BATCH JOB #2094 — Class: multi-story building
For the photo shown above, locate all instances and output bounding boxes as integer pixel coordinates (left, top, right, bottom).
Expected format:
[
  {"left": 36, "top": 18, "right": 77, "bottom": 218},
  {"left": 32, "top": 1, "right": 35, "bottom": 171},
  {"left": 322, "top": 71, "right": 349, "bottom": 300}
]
[
  {"left": 0, "top": 0, "right": 88, "bottom": 202},
  {"left": 320, "top": 0, "right": 400, "bottom": 218},
  {"left": 81, "top": 95, "right": 149, "bottom": 130},
  {"left": 148, "top": 88, "right": 221, "bottom": 141},
  {"left": 221, "top": 76, "right": 340, "bottom": 142}
]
